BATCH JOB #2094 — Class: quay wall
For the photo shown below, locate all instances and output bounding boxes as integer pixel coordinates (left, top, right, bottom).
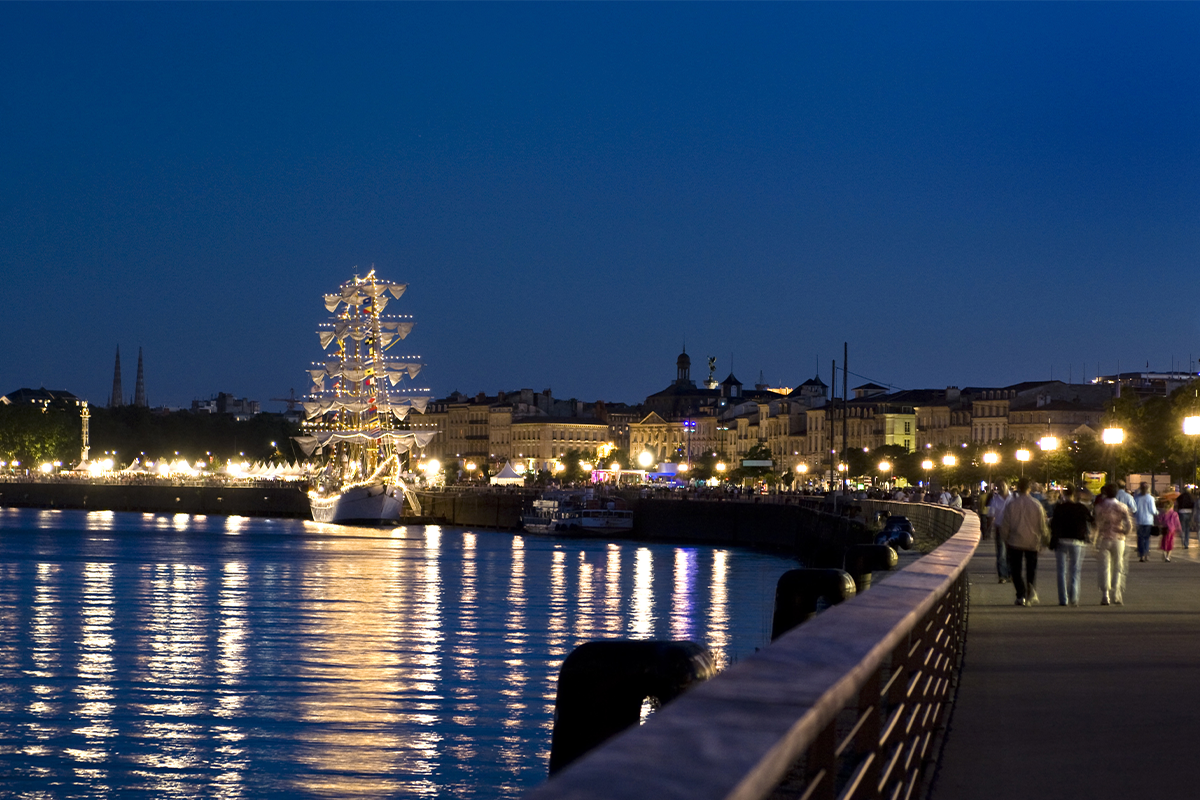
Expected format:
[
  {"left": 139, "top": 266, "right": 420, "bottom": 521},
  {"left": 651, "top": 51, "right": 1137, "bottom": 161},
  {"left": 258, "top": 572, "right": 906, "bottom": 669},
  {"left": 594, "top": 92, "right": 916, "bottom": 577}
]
[
  {"left": 1, "top": 484, "right": 951, "bottom": 562},
  {"left": 0, "top": 482, "right": 310, "bottom": 518}
]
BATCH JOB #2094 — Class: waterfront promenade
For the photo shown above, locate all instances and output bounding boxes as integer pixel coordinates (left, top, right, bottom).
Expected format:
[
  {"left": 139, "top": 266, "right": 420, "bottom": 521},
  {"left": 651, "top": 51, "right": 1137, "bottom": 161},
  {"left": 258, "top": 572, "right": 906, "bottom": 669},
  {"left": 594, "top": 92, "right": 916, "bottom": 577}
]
[{"left": 932, "top": 535, "right": 1200, "bottom": 799}]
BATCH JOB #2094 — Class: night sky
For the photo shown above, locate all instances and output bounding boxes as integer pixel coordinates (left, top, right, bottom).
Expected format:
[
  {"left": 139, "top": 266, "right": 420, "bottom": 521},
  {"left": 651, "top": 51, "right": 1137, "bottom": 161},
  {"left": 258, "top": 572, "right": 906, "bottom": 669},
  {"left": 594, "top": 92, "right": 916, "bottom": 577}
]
[{"left": 2, "top": 3, "right": 1198, "bottom": 409}]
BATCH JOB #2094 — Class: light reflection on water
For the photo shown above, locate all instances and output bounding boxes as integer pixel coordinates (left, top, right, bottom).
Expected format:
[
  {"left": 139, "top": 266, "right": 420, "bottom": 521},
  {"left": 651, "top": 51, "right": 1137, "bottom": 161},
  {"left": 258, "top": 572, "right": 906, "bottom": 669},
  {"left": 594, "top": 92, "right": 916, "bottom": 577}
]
[{"left": 0, "top": 506, "right": 797, "bottom": 798}]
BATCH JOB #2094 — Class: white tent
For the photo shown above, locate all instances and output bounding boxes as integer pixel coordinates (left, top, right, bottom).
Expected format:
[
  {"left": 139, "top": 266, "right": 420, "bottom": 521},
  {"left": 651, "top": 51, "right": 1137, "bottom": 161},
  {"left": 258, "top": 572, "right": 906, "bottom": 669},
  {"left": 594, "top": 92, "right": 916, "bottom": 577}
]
[{"left": 490, "top": 461, "right": 524, "bottom": 486}]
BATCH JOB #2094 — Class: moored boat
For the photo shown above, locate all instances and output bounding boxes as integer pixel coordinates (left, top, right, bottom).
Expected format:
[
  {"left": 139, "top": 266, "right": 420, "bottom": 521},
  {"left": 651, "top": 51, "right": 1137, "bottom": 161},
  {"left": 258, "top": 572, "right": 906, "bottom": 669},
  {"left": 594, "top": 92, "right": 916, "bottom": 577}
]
[
  {"left": 293, "top": 268, "right": 437, "bottom": 524},
  {"left": 521, "top": 490, "right": 634, "bottom": 535}
]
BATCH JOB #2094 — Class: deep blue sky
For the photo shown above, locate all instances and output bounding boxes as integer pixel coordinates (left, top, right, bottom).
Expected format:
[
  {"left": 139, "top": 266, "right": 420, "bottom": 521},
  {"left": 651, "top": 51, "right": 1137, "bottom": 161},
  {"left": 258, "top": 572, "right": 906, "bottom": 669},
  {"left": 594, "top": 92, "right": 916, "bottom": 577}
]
[{"left": 2, "top": 3, "right": 1198, "bottom": 409}]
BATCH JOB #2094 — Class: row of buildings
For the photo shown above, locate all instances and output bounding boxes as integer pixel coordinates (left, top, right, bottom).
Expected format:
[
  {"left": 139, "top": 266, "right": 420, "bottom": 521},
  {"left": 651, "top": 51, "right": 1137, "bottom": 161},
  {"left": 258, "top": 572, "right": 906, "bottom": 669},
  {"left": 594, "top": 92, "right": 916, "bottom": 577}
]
[{"left": 414, "top": 351, "right": 1192, "bottom": 476}]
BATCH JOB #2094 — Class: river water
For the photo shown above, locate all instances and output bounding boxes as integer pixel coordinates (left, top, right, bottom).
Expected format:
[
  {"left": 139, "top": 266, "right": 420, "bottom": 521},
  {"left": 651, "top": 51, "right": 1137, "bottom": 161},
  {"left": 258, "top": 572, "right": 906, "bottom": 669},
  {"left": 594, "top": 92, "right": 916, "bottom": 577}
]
[{"left": 0, "top": 507, "right": 798, "bottom": 799}]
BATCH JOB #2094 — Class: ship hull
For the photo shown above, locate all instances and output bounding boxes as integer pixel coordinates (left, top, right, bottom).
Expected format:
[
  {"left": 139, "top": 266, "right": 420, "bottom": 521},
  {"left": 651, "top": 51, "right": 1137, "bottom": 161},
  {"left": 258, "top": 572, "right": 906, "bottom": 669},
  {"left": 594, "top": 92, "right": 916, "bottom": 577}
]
[{"left": 310, "top": 483, "right": 404, "bottom": 525}]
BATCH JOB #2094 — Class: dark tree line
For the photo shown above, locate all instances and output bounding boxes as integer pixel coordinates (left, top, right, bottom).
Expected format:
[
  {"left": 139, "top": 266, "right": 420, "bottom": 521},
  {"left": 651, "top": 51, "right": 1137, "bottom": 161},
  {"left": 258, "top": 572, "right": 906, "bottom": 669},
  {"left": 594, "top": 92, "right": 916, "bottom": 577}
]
[{"left": 0, "top": 404, "right": 301, "bottom": 469}]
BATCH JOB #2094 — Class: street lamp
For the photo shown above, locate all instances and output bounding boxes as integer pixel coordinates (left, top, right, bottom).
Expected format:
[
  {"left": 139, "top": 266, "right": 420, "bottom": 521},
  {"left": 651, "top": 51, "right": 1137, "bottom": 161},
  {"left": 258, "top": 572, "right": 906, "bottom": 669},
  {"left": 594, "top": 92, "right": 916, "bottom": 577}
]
[
  {"left": 922, "top": 459, "right": 934, "bottom": 488},
  {"left": 877, "top": 460, "right": 891, "bottom": 490},
  {"left": 1037, "top": 436, "right": 1058, "bottom": 486},
  {"left": 1015, "top": 448, "right": 1030, "bottom": 477},
  {"left": 941, "top": 454, "right": 957, "bottom": 491},
  {"left": 1102, "top": 427, "right": 1124, "bottom": 484},
  {"left": 637, "top": 451, "right": 655, "bottom": 469},
  {"left": 983, "top": 452, "right": 999, "bottom": 488},
  {"left": 1184, "top": 417, "right": 1200, "bottom": 488},
  {"left": 795, "top": 462, "right": 808, "bottom": 492}
]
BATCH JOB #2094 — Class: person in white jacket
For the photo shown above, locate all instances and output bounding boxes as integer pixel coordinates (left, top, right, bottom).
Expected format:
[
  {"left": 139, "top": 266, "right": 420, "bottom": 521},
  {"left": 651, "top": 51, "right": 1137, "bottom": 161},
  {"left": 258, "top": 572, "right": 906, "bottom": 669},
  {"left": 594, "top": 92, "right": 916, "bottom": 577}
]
[{"left": 1000, "top": 477, "right": 1049, "bottom": 606}]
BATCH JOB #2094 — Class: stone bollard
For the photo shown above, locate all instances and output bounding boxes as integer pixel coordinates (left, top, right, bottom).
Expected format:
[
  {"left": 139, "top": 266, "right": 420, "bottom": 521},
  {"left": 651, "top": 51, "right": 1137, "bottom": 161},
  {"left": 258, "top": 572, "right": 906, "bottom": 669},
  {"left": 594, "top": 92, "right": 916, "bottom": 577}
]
[
  {"left": 770, "top": 568, "right": 857, "bottom": 641},
  {"left": 548, "top": 640, "right": 716, "bottom": 776},
  {"left": 845, "top": 543, "right": 899, "bottom": 593}
]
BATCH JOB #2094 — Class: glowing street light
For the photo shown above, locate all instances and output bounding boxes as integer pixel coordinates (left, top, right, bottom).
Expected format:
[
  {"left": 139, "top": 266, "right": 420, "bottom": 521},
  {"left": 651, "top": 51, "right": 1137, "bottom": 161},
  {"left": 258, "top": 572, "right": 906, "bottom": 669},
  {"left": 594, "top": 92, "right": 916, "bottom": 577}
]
[
  {"left": 1102, "top": 427, "right": 1124, "bottom": 483},
  {"left": 942, "top": 454, "right": 957, "bottom": 468},
  {"left": 1015, "top": 448, "right": 1031, "bottom": 477},
  {"left": 637, "top": 451, "right": 655, "bottom": 469},
  {"left": 922, "top": 459, "right": 934, "bottom": 488},
  {"left": 1184, "top": 416, "right": 1200, "bottom": 487},
  {"left": 1037, "top": 437, "right": 1058, "bottom": 485},
  {"left": 983, "top": 451, "right": 999, "bottom": 487}
]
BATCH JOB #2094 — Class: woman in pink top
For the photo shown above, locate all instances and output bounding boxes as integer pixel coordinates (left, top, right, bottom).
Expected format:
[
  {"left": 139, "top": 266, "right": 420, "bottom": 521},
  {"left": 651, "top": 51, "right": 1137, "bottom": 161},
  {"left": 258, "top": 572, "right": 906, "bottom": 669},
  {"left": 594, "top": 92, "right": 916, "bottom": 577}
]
[{"left": 1158, "top": 499, "right": 1181, "bottom": 562}]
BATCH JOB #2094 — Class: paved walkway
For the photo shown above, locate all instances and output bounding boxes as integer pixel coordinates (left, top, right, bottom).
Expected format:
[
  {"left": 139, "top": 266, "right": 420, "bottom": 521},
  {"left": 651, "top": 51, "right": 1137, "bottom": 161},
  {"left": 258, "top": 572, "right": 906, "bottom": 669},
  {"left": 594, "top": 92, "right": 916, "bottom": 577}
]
[{"left": 931, "top": 534, "right": 1200, "bottom": 800}]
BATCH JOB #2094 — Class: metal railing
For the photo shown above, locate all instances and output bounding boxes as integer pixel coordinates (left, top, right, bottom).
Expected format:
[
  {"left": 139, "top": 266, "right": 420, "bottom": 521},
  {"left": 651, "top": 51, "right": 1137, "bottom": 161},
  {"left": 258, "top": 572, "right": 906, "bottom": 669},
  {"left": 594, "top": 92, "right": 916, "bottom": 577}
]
[{"left": 526, "top": 509, "right": 979, "bottom": 800}]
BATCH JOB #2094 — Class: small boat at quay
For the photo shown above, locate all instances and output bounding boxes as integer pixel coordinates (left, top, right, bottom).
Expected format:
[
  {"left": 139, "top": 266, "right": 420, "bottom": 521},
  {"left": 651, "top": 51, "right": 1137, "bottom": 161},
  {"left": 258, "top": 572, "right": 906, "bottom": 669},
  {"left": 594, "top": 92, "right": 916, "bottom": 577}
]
[
  {"left": 293, "top": 269, "right": 437, "bottom": 524},
  {"left": 521, "top": 490, "right": 634, "bottom": 535}
]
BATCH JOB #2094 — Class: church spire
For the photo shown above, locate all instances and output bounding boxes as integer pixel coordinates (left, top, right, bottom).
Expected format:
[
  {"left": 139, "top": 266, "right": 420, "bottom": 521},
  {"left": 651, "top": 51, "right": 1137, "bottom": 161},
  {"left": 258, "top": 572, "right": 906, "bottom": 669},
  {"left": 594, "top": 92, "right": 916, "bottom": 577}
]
[
  {"left": 133, "top": 347, "right": 147, "bottom": 407},
  {"left": 110, "top": 346, "right": 124, "bottom": 408}
]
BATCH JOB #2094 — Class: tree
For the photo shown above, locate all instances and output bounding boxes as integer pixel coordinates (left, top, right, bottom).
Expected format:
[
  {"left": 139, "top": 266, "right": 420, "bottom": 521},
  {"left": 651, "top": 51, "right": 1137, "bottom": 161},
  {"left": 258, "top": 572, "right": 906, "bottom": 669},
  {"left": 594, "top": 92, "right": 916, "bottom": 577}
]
[
  {"left": 0, "top": 404, "right": 78, "bottom": 468},
  {"left": 731, "top": 442, "right": 774, "bottom": 484}
]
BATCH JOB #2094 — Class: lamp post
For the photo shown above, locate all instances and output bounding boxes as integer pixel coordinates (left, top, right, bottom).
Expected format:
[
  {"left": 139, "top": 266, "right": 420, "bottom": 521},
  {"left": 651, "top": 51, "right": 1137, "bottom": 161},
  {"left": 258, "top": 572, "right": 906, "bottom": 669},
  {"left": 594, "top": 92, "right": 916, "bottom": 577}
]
[
  {"left": 1102, "top": 427, "right": 1125, "bottom": 485},
  {"left": 682, "top": 420, "right": 696, "bottom": 470},
  {"left": 1037, "top": 436, "right": 1058, "bottom": 487},
  {"left": 877, "top": 460, "right": 891, "bottom": 491},
  {"left": 922, "top": 459, "right": 934, "bottom": 490},
  {"left": 795, "top": 462, "right": 808, "bottom": 492},
  {"left": 1015, "top": 448, "right": 1030, "bottom": 478},
  {"left": 942, "top": 454, "right": 956, "bottom": 491},
  {"left": 983, "top": 451, "right": 999, "bottom": 489},
  {"left": 1184, "top": 417, "right": 1200, "bottom": 488}
]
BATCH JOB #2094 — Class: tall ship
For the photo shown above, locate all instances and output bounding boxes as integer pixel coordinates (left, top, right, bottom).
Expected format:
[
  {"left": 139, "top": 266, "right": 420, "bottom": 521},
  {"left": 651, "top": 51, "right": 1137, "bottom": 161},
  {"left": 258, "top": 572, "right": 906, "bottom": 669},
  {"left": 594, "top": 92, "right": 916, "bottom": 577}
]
[{"left": 293, "top": 269, "right": 436, "bottom": 524}]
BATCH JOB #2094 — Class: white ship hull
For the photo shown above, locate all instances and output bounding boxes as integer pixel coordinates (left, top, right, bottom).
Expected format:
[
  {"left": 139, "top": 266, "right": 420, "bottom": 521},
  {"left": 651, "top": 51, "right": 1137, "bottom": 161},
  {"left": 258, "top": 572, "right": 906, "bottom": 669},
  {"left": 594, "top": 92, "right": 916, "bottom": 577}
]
[{"left": 310, "top": 483, "right": 404, "bottom": 525}]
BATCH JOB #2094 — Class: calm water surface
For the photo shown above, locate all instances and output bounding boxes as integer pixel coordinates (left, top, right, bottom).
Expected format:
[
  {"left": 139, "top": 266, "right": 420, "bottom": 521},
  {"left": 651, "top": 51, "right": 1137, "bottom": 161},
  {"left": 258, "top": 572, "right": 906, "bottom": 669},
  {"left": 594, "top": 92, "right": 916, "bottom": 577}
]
[{"left": 0, "top": 507, "right": 798, "bottom": 798}]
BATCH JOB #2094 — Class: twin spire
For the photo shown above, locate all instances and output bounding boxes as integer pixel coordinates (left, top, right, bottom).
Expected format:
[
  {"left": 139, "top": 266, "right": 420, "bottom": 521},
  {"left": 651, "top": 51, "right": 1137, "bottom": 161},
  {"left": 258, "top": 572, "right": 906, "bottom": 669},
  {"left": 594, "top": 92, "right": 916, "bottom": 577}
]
[{"left": 110, "top": 346, "right": 147, "bottom": 408}]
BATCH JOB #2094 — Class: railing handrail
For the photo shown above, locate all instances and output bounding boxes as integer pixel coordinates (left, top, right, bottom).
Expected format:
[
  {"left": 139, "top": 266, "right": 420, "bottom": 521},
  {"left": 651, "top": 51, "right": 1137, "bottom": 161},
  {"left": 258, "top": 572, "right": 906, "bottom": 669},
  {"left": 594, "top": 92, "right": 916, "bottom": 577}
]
[{"left": 526, "top": 508, "right": 980, "bottom": 800}]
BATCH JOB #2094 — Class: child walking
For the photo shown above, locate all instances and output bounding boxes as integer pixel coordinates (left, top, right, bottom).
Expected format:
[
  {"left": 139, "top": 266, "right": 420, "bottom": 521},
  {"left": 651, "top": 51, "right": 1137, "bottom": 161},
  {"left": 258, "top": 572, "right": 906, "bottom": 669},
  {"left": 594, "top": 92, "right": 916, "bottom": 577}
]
[{"left": 1159, "top": 499, "right": 1181, "bottom": 562}]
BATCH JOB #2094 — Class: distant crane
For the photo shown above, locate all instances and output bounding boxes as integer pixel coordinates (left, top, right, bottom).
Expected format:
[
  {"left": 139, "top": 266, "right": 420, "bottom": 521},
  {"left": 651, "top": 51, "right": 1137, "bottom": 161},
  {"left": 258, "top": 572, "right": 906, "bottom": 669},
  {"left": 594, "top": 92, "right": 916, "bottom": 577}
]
[{"left": 270, "top": 388, "right": 301, "bottom": 413}]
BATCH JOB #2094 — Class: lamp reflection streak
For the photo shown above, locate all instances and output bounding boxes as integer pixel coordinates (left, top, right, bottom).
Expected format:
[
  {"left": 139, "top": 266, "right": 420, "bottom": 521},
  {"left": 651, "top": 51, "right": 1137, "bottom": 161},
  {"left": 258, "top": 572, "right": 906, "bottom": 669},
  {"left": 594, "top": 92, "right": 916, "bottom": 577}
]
[
  {"left": 211, "top": 561, "right": 248, "bottom": 798},
  {"left": 498, "top": 535, "right": 529, "bottom": 776},
  {"left": 670, "top": 549, "right": 696, "bottom": 641},
  {"left": 630, "top": 548, "right": 654, "bottom": 637},
  {"left": 707, "top": 551, "right": 731, "bottom": 668},
  {"left": 574, "top": 552, "right": 595, "bottom": 638},
  {"left": 603, "top": 544, "right": 623, "bottom": 633},
  {"left": 450, "top": 531, "right": 478, "bottom": 761},
  {"left": 72, "top": 562, "right": 116, "bottom": 775},
  {"left": 547, "top": 549, "right": 568, "bottom": 654},
  {"left": 132, "top": 562, "right": 209, "bottom": 796}
]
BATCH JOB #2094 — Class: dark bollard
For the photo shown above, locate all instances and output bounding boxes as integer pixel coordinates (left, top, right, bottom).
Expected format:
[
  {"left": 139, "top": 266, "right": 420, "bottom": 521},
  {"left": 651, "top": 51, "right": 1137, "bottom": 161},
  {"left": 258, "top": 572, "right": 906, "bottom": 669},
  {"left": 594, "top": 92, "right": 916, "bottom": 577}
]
[
  {"left": 846, "top": 543, "right": 899, "bottom": 593},
  {"left": 548, "top": 640, "right": 715, "bottom": 776},
  {"left": 770, "top": 568, "right": 857, "bottom": 641}
]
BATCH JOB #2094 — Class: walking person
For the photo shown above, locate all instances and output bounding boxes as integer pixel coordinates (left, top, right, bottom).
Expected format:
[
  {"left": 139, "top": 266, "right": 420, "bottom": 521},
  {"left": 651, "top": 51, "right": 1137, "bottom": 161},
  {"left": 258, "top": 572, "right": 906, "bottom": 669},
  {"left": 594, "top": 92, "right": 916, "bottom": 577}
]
[
  {"left": 1116, "top": 479, "right": 1138, "bottom": 518},
  {"left": 1050, "top": 485, "right": 1092, "bottom": 606},
  {"left": 1134, "top": 482, "right": 1158, "bottom": 562},
  {"left": 1094, "top": 483, "right": 1133, "bottom": 605},
  {"left": 990, "top": 481, "right": 1013, "bottom": 584},
  {"left": 1176, "top": 487, "right": 1194, "bottom": 549},
  {"left": 1158, "top": 498, "right": 1181, "bottom": 562},
  {"left": 1000, "top": 477, "right": 1048, "bottom": 606},
  {"left": 980, "top": 485, "right": 995, "bottom": 540}
]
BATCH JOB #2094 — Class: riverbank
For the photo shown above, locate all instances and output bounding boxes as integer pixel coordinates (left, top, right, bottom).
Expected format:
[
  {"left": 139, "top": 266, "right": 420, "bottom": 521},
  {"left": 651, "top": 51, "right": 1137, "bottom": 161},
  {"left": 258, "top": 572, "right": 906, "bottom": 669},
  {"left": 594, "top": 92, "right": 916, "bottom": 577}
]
[
  {"left": 0, "top": 480, "right": 311, "bottom": 518},
  {"left": 0, "top": 482, "right": 961, "bottom": 558}
]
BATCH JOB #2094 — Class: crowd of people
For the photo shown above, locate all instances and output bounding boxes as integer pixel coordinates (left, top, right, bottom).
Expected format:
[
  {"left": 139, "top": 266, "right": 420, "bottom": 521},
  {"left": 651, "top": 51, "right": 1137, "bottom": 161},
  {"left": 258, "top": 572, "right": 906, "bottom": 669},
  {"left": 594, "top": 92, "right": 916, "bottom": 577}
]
[{"left": 978, "top": 477, "right": 1194, "bottom": 607}]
